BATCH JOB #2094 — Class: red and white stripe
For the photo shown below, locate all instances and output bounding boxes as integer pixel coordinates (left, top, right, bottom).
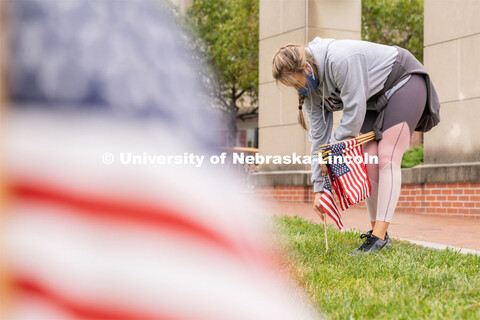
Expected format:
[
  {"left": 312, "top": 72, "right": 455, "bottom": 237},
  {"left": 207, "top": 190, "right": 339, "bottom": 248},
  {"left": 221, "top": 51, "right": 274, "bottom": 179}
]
[
  {"left": 330, "top": 174, "right": 350, "bottom": 211},
  {"left": 318, "top": 172, "right": 344, "bottom": 230},
  {"left": 2, "top": 110, "right": 319, "bottom": 320},
  {"left": 335, "top": 139, "right": 371, "bottom": 205}
]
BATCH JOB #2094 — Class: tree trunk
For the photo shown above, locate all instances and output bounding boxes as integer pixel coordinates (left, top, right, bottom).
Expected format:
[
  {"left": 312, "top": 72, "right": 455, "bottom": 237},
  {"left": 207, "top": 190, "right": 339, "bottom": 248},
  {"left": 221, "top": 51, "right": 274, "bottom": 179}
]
[
  {"left": 226, "top": 86, "right": 239, "bottom": 147},
  {"left": 227, "top": 101, "right": 238, "bottom": 147}
]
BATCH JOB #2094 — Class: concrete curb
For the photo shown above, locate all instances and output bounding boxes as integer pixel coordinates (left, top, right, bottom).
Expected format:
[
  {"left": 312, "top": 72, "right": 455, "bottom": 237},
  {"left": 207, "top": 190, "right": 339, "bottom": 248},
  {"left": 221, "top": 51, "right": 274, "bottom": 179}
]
[
  {"left": 393, "top": 237, "right": 480, "bottom": 256},
  {"left": 347, "top": 228, "right": 480, "bottom": 255}
]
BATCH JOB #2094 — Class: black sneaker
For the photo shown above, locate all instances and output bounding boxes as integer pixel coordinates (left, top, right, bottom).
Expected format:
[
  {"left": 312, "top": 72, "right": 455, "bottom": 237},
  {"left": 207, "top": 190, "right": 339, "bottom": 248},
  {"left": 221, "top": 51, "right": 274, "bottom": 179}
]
[
  {"left": 366, "top": 229, "right": 390, "bottom": 247},
  {"left": 350, "top": 231, "right": 389, "bottom": 256}
]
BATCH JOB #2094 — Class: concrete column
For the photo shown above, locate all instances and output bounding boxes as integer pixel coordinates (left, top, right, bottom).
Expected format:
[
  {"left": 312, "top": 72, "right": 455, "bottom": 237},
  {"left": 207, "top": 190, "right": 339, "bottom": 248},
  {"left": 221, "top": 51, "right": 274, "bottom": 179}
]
[
  {"left": 258, "top": 0, "right": 361, "bottom": 177},
  {"left": 424, "top": 0, "right": 480, "bottom": 164}
]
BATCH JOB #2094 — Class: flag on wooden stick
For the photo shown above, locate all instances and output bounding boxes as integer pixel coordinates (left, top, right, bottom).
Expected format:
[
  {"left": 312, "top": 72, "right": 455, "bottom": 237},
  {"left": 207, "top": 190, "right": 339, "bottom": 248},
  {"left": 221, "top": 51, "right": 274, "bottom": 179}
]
[{"left": 318, "top": 171, "right": 344, "bottom": 230}]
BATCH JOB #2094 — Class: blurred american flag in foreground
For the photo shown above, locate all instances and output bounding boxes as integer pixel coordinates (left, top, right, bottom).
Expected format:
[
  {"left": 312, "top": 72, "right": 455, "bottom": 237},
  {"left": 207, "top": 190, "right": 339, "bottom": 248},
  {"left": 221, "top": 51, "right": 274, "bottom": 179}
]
[{"left": 0, "top": 1, "right": 320, "bottom": 319}]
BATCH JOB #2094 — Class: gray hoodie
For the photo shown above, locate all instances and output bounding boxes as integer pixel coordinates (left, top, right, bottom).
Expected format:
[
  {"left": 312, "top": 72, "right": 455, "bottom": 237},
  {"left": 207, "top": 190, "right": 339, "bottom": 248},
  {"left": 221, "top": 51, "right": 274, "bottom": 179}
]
[{"left": 303, "top": 37, "right": 400, "bottom": 193}]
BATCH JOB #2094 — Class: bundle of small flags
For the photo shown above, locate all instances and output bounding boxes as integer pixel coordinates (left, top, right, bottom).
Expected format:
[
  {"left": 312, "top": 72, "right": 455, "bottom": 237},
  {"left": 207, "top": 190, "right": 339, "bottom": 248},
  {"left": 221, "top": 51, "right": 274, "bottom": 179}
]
[{"left": 315, "top": 132, "right": 375, "bottom": 230}]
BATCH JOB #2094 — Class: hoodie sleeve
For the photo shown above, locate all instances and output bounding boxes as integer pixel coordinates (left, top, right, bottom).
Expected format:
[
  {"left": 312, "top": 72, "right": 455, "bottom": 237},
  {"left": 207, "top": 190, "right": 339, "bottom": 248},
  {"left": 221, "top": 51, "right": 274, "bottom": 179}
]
[
  {"left": 304, "top": 96, "right": 334, "bottom": 193},
  {"left": 329, "top": 54, "right": 369, "bottom": 144}
]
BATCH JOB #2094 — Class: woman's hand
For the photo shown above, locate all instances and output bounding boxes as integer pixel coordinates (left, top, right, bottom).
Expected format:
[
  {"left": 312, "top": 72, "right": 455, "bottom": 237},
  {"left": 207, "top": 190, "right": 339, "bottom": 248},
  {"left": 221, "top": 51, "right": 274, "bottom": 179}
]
[
  {"left": 320, "top": 164, "right": 328, "bottom": 175},
  {"left": 313, "top": 192, "right": 325, "bottom": 222}
]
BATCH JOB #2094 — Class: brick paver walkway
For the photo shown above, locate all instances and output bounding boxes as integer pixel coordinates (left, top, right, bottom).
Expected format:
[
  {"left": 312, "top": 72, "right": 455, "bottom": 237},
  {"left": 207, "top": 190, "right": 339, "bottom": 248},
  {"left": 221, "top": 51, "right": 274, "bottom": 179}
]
[{"left": 261, "top": 199, "right": 480, "bottom": 252}]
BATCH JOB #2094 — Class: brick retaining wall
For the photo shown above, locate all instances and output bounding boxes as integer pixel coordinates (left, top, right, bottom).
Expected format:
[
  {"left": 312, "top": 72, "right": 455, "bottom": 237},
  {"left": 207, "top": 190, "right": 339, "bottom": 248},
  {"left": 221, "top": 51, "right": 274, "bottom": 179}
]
[{"left": 255, "top": 182, "right": 480, "bottom": 217}]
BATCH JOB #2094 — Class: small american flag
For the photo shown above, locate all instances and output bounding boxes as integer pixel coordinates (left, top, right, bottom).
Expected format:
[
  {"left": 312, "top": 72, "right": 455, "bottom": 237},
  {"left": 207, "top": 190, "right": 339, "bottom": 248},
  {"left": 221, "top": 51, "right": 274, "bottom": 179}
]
[
  {"left": 329, "top": 139, "right": 371, "bottom": 206},
  {"left": 318, "top": 172, "right": 344, "bottom": 230}
]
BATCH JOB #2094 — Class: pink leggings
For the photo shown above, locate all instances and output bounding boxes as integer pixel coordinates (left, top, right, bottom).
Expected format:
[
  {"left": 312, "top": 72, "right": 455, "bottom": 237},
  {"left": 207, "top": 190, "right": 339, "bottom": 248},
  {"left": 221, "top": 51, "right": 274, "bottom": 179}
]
[{"left": 360, "top": 74, "right": 427, "bottom": 222}]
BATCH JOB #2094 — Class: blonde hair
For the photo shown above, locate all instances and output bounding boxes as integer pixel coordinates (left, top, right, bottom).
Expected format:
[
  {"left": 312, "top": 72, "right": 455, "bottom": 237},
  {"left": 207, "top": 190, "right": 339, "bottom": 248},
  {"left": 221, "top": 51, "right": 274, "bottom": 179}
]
[{"left": 272, "top": 44, "right": 317, "bottom": 131}]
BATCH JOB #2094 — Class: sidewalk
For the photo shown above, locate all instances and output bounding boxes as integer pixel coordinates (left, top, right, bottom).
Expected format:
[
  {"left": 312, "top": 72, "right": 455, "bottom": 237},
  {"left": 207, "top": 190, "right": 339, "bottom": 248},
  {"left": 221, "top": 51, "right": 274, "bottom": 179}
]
[{"left": 262, "top": 199, "right": 480, "bottom": 253}]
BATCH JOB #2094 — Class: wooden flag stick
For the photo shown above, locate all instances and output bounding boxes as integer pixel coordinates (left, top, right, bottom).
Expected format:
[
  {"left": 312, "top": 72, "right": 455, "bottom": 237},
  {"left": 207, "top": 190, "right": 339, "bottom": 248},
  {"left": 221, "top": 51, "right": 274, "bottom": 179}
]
[
  {"left": 317, "top": 131, "right": 375, "bottom": 149},
  {"left": 321, "top": 173, "right": 329, "bottom": 252},
  {"left": 317, "top": 136, "right": 377, "bottom": 160},
  {"left": 324, "top": 211, "right": 328, "bottom": 252},
  {"left": 323, "top": 172, "right": 337, "bottom": 252},
  {"left": 315, "top": 133, "right": 376, "bottom": 155},
  {"left": 357, "top": 136, "right": 376, "bottom": 144}
]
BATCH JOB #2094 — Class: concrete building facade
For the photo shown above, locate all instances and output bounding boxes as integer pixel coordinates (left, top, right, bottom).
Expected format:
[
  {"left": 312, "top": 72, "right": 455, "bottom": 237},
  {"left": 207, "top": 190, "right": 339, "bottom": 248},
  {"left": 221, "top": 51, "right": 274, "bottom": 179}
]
[
  {"left": 255, "top": 0, "right": 480, "bottom": 217},
  {"left": 423, "top": 0, "right": 480, "bottom": 164},
  {"left": 258, "top": 0, "right": 361, "bottom": 174}
]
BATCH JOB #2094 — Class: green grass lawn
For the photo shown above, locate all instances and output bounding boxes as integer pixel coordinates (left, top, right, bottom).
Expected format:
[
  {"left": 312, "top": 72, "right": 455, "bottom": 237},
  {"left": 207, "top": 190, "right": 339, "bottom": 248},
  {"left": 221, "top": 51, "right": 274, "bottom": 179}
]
[{"left": 272, "top": 215, "right": 480, "bottom": 320}]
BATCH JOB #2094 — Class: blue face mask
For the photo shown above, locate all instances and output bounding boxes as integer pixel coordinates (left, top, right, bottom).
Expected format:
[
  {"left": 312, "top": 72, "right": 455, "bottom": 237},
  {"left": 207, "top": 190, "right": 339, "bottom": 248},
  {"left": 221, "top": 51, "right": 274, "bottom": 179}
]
[{"left": 297, "top": 62, "right": 319, "bottom": 96}]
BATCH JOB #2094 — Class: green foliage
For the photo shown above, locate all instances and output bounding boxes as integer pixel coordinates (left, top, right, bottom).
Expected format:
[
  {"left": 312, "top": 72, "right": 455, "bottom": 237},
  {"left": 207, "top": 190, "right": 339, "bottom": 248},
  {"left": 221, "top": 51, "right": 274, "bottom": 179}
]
[
  {"left": 183, "top": 1, "right": 258, "bottom": 107},
  {"left": 401, "top": 145, "right": 424, "bottom": 168},
  {"left": 181, "top": 0, "right": 259, "bottom": 146},
  {"left": 272, "top": 216, "right": 480, "bottom": 320},
  {"left": 362, "top": 0, "right": 424, "bottom": 63}
]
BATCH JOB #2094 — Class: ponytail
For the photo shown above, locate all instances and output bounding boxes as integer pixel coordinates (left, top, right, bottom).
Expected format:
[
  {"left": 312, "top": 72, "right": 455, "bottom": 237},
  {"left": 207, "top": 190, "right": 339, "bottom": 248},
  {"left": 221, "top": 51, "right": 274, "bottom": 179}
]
[
  {"left": 297, "top": 94, "right": 308, "bottom": 131},
  {"left": 272, "top": 43, "right": 315, "bottom": 132}
]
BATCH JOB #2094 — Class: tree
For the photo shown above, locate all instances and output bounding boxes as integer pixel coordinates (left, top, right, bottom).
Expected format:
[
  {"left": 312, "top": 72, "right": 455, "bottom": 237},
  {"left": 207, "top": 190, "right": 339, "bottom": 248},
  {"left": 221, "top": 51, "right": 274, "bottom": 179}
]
[
  {"left": 362, "top": 0, "right": 424, "bottom": 63},
  {"left": 182, "top": 0, "right": 259, "bottom": 147}
]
